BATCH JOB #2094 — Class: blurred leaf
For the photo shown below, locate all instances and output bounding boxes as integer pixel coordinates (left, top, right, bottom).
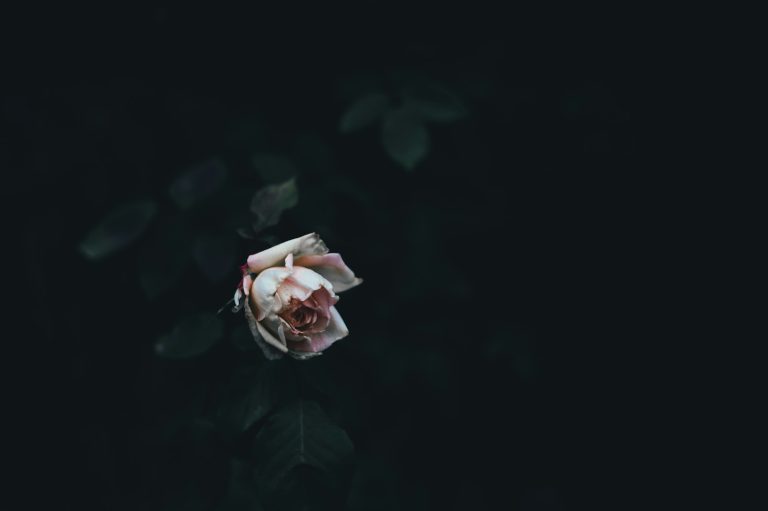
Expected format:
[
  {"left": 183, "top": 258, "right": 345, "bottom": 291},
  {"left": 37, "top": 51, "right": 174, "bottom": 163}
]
[
  {"left": 216, "top": 460, "right": 264, "bottom": 511},
  {"left": 250, "top": 178, "right": 298, "bottom": 231},
  {"left": 402, "top": 82, "right": 467, "bottom": 123},
  {"left": 339, "top": 92, "right": 391, "bottom": 133},
  {"left": 251, "top": 153, "right": 297, "bottom": 184},
  {"left": 380, "top": 108, "right": 430, "bottom": 170},
  {"left": 194, "top": 233, "right": 237, "bottom": 283},
  {"left": 216, "top": 361, "right": 298, "bottom": 435},
  {"left": 169, "top": 159, "right": 228, "bottom": 210},
  {"left": 79, "top": 200, "right": 157, "bottom": 260},
  {"left": 138, "top": 216, "right": 194, "bottom": 299},
  {"left": 155, "top": 312, "right": 223, "bottom": 359},
  {"left": 253, "top": 400, "right": 353, "bottom": 490}
]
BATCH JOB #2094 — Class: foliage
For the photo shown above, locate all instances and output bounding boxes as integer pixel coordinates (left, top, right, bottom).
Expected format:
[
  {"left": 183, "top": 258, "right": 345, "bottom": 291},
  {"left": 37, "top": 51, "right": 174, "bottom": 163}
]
[{"left": 12, "top": 19, "right": 644, "bottom": 509}]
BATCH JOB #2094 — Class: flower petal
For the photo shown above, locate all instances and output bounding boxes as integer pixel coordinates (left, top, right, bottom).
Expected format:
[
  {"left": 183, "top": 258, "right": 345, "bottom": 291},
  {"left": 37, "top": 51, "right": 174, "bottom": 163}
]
[
  {"left": 242, "top": 274, "right": 253, "bottom": 297},
  {"left": 251, "top": 267, "right": 291, "bottom": 321},
  {"left": 246, "top": 233, "right": 328, "bottom": 274},
  {"left": 255, "top": 320, "right": 289, "bottom": 353},
  {"left": 276, "top": 267, "right": 336, "bottom": 304},
  {"left": 293, "top": 253, "right": 363, "bottom": 293},
  {"left": 288, "top": 306, "right": 349, "bottom": 353},
  {"left": 244, "top": 300, "right": 286, "bottom": 359}
]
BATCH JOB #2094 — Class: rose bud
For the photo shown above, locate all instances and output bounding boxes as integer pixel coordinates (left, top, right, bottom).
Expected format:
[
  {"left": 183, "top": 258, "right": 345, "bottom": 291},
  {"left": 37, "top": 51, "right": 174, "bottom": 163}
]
[{"left": 233, "top": 233, "right": 362, "bottom": 360}]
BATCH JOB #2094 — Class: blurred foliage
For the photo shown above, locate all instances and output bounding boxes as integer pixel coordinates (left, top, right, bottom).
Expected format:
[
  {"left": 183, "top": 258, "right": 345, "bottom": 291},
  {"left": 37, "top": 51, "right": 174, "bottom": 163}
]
[
  {"left": 79, "top": 200, "right": 157, "bottom": 260},
  {"left": 7, "top": 9, "right": 650, "bottom": 509},
  {"left": 338, "top": 74, "right": 467, "bottom": 169}
]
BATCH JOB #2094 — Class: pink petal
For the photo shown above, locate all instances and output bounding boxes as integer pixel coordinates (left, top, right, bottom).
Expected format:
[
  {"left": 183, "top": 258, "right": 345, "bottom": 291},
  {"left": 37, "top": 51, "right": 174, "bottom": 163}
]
[
  {"left": 288, "top": 306, "right": 349, "bottom": 353},
  {"left": 246, "top": 233, "right": 328, "bottom": 274},
  {"left": 276, "top": 267, "right": 335, "bottom": 304},
  {"left": 293, "top": 253, "right": 363, "bottom": 293}
]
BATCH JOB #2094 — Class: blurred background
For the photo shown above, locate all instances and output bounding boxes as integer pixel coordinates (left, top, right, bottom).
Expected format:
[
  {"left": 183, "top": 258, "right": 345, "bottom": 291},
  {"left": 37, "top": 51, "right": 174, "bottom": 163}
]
[{"left": 2, "top": 3, "right": 688, "bottom": 510}]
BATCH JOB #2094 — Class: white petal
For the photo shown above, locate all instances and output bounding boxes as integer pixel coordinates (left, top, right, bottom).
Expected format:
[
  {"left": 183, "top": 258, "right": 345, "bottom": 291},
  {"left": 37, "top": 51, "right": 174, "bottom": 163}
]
[
  {"left": 242, "top": 274, "right": 253, "bottom": 297},
  {"left": 293, "top": 253, "right": 363, "bottom": 293},
  {"left": 250, "top": 267, "right": 291, "bottom": 321},
  {"left": 246, "top": 233, "right": 328, "bottom": 274},
  {"left": 234, "top": 289, "right": 242, "bottom": 308}
]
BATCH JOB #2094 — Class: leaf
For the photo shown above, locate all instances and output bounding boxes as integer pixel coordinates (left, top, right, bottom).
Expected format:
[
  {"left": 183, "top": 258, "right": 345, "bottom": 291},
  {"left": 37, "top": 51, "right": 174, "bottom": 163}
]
[
  {"left": 79, "top": 200, "right": 157, "bottom": 260},
  {"left": 253, "top": 400, "right": 353, "bottom": 490},
  {"left": 137, "top": 216, "right": 194, "bottom": 299},
  {"left": 216, "top": 460, "right": 264, "bottom": 511},
  {"left": 380, "top": 108, "right": 430, "bottom": 170},
  {"left": 251, "top": 153, "right": 297, "bottom": 184},
  {"left": 402, "top": 82, "right": 467, "bottom": 123},
  {"left": 169, "top": 159, "right": 229, "bottom": 210},
  {"left": 215, "top": 361, "right": 298, "bottom": 435},
  {"left": 155, "top": 312, "right": 223, "bottom": 359},
  {"left": 194, "top": 233, "right": 237, "bottom": 283},
  {"left": 250, "top": 178, "right": 298, "bottom": 231},
  {"left": 339, "top": 92, "right": 391, "bottom": 133}
]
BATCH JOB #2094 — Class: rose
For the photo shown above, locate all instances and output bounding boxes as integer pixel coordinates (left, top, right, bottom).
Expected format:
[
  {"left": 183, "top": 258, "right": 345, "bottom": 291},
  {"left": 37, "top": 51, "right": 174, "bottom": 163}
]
[{"left": 234, "top": 233, "right": 362, "bottom": 359}]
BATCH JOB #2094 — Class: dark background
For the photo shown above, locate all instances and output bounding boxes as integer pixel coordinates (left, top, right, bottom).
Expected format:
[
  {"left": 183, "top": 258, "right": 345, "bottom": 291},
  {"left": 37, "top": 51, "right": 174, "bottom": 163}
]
[{"left": 2, "top": 4, "right": 699, "bottom": 510}]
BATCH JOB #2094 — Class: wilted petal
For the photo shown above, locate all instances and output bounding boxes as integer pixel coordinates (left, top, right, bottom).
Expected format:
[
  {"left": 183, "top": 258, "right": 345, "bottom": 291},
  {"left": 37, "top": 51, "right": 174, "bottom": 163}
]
[
  {"left": 255, "top": 317, "right": 288, "bottom": 353},
  {"left": 289, "top": 306, "right": 349, "bottom": 353},
  {"left": 293, "top": 253, "right": 363, "bottom": 293},
  {"left": 251, "top": 267, "right": 291, "bottom": 320},
  {"left": 244, "top": 300, "right": 286, "bottom": 359},
  {"left": 246, "top": 233, "right": 328, "bottom": 274}
]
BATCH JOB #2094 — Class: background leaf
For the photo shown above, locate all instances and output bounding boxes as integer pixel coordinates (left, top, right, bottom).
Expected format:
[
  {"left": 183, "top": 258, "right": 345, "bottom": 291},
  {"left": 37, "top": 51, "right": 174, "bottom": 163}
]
[
  {"left": 155, "top": 312, "right": 224, "bottom": 359},
  {"left": 253, "top": 400, "right": 353, "bottom": 490},
  {"left": 380, "top": 107, "right": 430, "bottom": 170},
  {"left": 169, "top": 159, "right": 229, "bottom": 210},
  {"left": 250, "top": 178, "right": 299, "bottom": 230},
  {"left": 339, "top": 92, "right": 391, "bottom": 133},
  {"left": 79, "top": 200, "right": 157, "bottom": 260},
  {"left": 215, "top": 360, "right": 298, "bottom": 435}
]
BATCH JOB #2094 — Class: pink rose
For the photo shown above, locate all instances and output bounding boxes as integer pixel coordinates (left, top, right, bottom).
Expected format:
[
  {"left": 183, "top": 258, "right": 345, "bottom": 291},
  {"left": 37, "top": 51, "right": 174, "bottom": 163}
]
[{"left": 234, "top": 233, "right": 363, "bottom": 359}]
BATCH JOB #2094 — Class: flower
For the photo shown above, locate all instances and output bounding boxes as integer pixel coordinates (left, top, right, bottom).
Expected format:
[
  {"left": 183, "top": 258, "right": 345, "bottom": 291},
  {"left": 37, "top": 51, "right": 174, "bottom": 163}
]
[{"left": 234, "top": 233, "right": 362, "bottom": 359}]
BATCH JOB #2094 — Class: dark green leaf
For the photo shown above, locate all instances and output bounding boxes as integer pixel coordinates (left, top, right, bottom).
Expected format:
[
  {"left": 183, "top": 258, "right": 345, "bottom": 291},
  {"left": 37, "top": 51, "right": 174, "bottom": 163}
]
[
  {"left": 194, "top": 233, "right": 237, "bottom": 283},
  {"left": 79, "top": 200, "right": 157, "bottom": 260},
  {"left": 155, "top": 312, "right": 223, "bottom": 359},
  {"left": 216, "top": 361, "right": 298, "bottom": 434},
  {"left": 380, "top": 108, "right": 430, "bottom": 170},
  {"left": 339, "top": 92, "right": 391, "bottom": 133},
  {"left": 169, "top": 159, "right": 229, "bottom": 210},
  {"left": 250, "top": 178, "right": 298, "bottom": 230},
  {"left": 253, "top": 400, "right": 353, "bottom": 490}
]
